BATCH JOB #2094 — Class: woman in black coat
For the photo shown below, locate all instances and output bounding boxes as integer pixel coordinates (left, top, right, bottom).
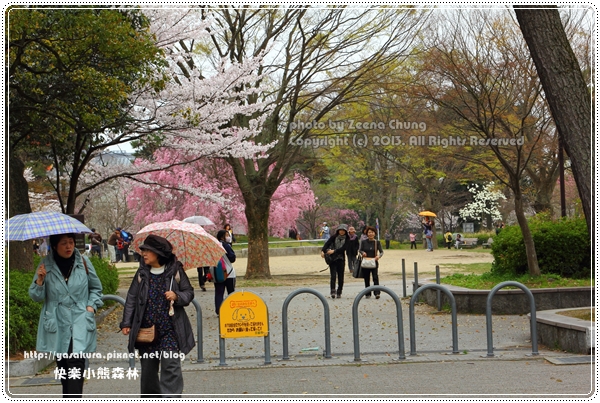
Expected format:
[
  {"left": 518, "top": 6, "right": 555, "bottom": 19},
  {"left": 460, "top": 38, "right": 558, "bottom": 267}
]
[
  {"left": 358, "top": 226, "right": 384, "bottom": 299},
  {"left": 321, "top": 224, "right": 349, "bottom": 299},
  {"left": 346, "top": 226, "right": 360, "bottom": 274},
  {"left": 120, "top": 234, "right": 195, "bottom": 398}
]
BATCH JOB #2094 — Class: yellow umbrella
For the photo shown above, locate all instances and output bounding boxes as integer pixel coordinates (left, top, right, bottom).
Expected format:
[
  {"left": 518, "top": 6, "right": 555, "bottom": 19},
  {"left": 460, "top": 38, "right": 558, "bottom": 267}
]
[{"left": 418, "top": 211, "right": 437, "bottom": 217}]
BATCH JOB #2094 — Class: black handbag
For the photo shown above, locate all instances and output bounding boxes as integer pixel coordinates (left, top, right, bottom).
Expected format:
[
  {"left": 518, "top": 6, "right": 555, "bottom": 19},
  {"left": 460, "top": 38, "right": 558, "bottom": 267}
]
[{"left": 324, "top": 252, "right": 334, "bottom": 265}]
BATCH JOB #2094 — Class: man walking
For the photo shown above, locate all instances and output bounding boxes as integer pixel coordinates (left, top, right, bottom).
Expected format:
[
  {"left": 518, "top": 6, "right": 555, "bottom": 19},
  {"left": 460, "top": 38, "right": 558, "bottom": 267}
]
[{"left": 89, "top": 228, "right": 103, "bottom": 258}]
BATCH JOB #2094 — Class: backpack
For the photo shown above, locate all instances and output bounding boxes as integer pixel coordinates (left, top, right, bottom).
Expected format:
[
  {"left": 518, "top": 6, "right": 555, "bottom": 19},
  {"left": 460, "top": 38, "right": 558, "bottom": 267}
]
[
  {"left": 121, "top": 230, "right": 131, "bottom": 242},
  {"left": 209, "top": 255, "right": 233, "bottom": 283}
]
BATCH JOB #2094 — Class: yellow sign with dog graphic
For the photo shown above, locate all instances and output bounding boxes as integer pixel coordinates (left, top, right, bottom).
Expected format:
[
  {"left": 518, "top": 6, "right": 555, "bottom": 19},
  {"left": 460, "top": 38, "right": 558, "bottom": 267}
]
[{"left": 219, "top": 290, "right": 269, "bottom": 338}]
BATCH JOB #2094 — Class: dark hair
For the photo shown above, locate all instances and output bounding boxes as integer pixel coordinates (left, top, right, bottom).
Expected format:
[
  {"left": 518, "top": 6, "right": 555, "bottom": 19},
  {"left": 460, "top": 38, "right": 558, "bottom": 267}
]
[
  {"left": 157, "top": 254, "right": 171, "bottom": 266},
  {"left": 49, "top": 233, "right": 76, "bottom": 249},
  {"left": 216, "top": 229, "right": 228, "bottom": 242},
  {"left": 223, "top": 223, "right": 231, "bottom": 230},
  {"left": 365, "top": 226, "right": 377, "bottom": 234}
]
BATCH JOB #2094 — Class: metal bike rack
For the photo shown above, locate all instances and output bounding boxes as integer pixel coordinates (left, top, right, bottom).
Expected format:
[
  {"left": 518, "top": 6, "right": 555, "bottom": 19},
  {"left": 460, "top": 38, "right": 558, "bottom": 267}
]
[
  {"left": 190, "top": 298, "right": 204, "bottom": 363},
  {"left": 352, "top": 286, "right": 405, "bottom": 361},
  {"left": 281, "top": 288, "right": 332, "bottom": 360},
  {"left": 409, "top": 284, "right": 459, "bottom": 355},
  {"left": 485, "top": 281, "right": 539, "bottom": 357},
  {"left": 100, "top": 295, "right": 133, "bottom": 369}
]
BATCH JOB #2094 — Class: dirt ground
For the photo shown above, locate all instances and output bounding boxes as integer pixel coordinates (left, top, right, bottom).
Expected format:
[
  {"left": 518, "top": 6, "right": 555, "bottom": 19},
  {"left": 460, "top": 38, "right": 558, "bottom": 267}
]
[{"left": 116, "top": 248, "right": 494, "bottom": 287}]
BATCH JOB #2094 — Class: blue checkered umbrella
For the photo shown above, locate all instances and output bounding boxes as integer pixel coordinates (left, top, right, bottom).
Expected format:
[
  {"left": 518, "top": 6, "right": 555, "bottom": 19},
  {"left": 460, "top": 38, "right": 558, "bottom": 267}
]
[{"left": 5, "top": 211, "right": 92, "bottom": 241}]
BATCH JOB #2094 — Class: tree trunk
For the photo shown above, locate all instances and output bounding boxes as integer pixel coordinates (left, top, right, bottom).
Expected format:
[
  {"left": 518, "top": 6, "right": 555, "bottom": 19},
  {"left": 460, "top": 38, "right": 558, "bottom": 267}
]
[
  {"left": 243, "top": 194, "right": 272, "bottom": 279},
  {"left": 7, "top": 153, "right": 34, "bottom": 272},
  {"left": 532, "top": 182, "right": 555, "bottom": 216},
  {"left": 514, "top": 6, "right": 592, "bottom": 232},
  {"left": 513, "top": 188, "right": 540, "bottom": 276}
]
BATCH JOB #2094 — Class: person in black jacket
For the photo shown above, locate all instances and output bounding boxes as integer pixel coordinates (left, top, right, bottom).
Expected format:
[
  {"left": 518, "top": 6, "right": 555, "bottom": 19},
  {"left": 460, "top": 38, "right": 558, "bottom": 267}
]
[
  {"left": 120, "top": 234, "right": 195, "bottom": 398},
  {"left": 321, "top": 224, "right": 349, "bottom": 299},
  {"left": 346, "top": 226, "right": 360, "bottom": 274},
  {"left": 358, "top": 226, "right": 384, "bottom": 299}
]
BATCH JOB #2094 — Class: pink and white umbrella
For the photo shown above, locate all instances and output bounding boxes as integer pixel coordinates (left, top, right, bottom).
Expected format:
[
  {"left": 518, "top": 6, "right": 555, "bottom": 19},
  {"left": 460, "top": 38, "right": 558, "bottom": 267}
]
[{"left": 132, "top": 220, "right": 225, "bottom": 269}]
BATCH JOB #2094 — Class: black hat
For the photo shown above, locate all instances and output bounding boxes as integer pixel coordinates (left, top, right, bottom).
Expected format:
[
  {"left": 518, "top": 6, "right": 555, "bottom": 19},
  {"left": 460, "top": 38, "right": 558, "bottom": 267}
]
[{"left": 138, "top": 234, "right": 173, "bottom": 258}]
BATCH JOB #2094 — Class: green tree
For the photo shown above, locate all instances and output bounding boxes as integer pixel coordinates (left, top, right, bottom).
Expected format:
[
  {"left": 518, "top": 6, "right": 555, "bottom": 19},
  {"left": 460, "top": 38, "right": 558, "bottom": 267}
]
[
  {"left": 417, "top": 10, "right": 551, "bottom": 275},
  {"left": 8, "top": 6, "right": 166, "bottom": 216}
]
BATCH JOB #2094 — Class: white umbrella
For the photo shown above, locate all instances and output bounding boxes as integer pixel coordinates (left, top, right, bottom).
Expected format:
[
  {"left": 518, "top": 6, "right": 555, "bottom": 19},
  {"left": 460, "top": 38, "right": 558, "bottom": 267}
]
[{"left": 182, "top": 216, "right": 215, "bottom": 226}]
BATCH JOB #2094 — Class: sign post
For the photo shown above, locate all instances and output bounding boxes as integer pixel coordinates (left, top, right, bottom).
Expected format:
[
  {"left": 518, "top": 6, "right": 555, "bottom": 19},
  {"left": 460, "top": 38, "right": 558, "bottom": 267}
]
[{"left": 218, "top": 290, "right": 270, "bottom": 365}]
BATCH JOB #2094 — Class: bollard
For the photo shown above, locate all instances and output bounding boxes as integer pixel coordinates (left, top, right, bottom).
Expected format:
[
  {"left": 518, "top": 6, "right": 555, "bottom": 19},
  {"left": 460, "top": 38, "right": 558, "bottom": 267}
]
[
  {"left": 436, "top": 265, "right": 441, "bottom": 311},
  {"left": 413, "top": 262, "right": 419, "bottom": 292},
  {"left": 402, "top": 258, "right": 406, "bottom": 297}
]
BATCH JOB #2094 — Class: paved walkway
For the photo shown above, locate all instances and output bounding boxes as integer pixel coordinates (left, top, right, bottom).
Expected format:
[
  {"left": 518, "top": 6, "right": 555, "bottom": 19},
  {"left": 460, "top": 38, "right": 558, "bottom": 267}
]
[{"left": 7, "top": 279, "right": 595, "bottom": 398}]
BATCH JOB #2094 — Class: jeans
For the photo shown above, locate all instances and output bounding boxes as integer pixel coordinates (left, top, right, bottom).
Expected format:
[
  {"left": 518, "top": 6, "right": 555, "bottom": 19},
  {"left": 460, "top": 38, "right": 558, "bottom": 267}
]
[
  {"left": 215, "top": 278, "right": 236, "bottom": 315},
  {"left": 115, "top": 248, "right": 124, "bottom": 262},
  {"left": 363, "top": 266, "right": 380, "bottom": 296},
  {"left": 329, "top": 259, "right": 345, "bottom": 294},
  {"left": 91, "top": 245, "right": 102, "bottom": 258},
  {"left": 426, "top": 237, "right": 433, "bottom": 251}
]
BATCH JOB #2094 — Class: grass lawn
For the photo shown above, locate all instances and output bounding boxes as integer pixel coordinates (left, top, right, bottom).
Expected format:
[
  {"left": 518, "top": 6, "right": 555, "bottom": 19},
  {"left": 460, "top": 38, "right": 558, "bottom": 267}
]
[
  {"left": 439, "top": 264, "right": 593, "bottom": 289},
  {"left": 556, "top": 308, "right": 595, "bottom": 321}
]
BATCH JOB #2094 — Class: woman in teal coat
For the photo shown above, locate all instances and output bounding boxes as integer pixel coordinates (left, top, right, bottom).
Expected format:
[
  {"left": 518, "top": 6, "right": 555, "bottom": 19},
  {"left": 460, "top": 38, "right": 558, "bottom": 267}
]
[{"left": 29, "top": 233, "right": 103, "bottom": 397}]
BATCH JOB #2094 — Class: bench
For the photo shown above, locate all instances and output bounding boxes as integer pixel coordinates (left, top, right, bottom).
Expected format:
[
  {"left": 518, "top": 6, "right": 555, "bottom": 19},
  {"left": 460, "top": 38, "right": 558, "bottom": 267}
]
[
  {"left": 457, "top": 237, "right": 478, "bottom": 249},
  {"left": 482, "top": 238, "right": 494, "bottom": 248}
]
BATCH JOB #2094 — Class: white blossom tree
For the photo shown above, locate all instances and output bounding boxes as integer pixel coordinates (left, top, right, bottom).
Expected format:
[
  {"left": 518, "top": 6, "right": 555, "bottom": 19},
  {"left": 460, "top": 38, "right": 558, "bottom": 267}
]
[{"left": 459, "top": 182, "right": 507, "bottom": 229}]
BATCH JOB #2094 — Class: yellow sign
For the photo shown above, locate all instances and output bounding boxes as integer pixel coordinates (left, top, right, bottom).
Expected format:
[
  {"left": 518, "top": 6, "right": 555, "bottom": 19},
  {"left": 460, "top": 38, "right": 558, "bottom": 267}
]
[{"left": 219, "top": 290, "right": 269, "bottom": 338}]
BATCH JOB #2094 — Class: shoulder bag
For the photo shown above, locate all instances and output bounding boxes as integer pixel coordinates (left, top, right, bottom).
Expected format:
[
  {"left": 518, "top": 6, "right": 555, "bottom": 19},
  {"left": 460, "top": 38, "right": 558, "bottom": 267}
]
[
  {"left": 135, "top": 325, "right": 156, "bottom": 344},
  {"left": 360, "top": 239, "right": 378, "bottom": 269}
]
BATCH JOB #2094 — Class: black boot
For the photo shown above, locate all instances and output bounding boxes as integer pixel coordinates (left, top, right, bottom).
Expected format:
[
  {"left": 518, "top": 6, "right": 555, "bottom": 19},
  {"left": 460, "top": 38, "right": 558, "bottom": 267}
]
[{"left": 330, "top": 289, "right": 336, "bottom": 299}]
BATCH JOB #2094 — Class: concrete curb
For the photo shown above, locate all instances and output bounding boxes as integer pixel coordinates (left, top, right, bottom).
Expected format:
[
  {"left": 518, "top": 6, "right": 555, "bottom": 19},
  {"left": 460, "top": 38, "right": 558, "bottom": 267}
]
[{"left": 532, "top": 307, "right": 594, "bottom": 354}]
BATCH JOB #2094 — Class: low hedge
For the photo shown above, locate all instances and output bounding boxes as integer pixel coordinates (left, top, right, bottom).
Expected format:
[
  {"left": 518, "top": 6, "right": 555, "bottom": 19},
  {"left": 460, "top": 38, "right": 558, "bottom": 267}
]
[
  {"left": 491, "top": 216, "right": 590, "bottom": 278},
  {"left": 6, "top": 254, "right": 119, "bottom": 355},
  {"left": 6, "top": 269, "right": 43, "bottom": 355}
]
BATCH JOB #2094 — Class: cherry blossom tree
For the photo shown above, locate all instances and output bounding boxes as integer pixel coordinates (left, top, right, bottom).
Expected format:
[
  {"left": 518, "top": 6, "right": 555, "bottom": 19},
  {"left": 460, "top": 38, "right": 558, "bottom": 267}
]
[
  {"left": 126, "top": 148, "right": 315, "bottom": 238},
  {"left": 15, "top": 8, "right": 274, "bottom": 215}
]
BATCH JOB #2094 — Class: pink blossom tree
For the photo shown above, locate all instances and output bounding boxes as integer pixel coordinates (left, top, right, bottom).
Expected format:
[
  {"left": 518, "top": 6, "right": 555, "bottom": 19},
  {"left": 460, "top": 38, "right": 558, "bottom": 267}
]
[{"left": 127, "top": 148, "right": 315, "bottom": 237}]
